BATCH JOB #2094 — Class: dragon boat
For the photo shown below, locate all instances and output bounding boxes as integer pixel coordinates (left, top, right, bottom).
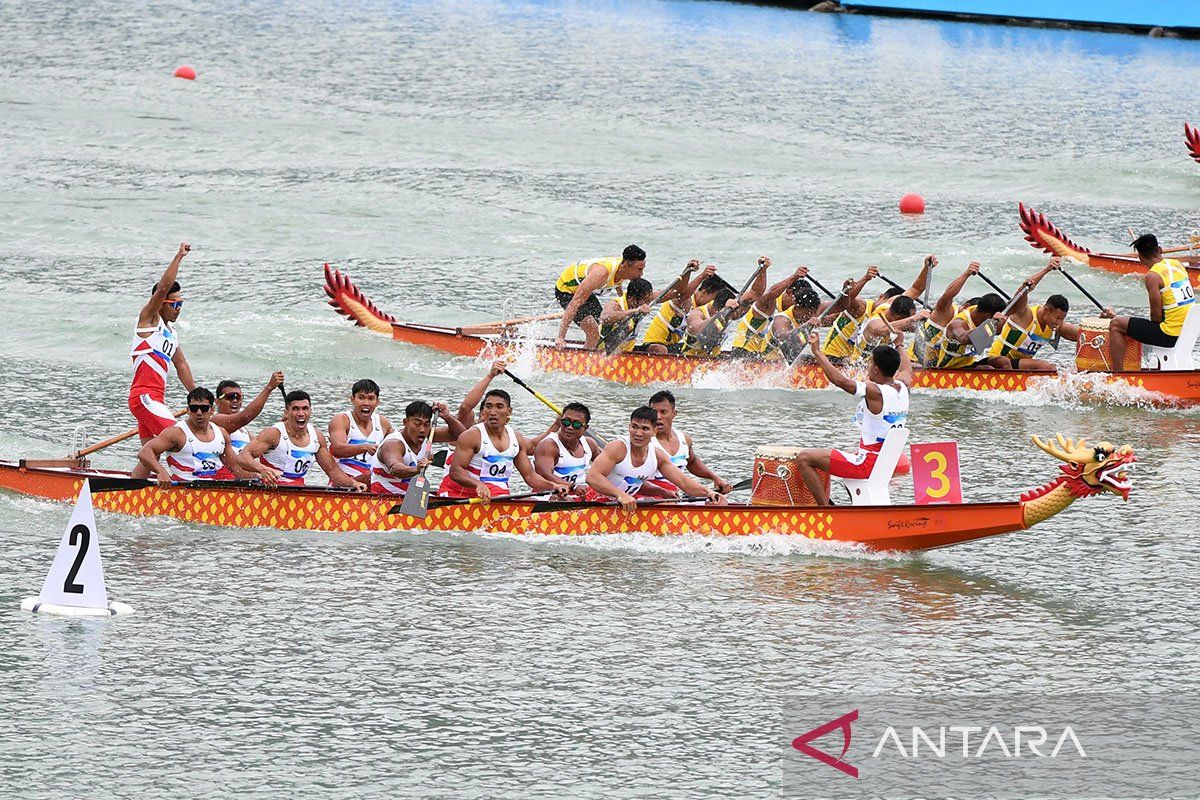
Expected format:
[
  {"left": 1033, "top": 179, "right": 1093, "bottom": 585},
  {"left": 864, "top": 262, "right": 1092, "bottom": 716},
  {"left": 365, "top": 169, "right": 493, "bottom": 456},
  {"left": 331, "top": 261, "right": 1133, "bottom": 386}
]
[
  {"left": 1019, "top": 202, "right": 1200, "bottom": 288},
  {"left": 0, "top": 435, "right": 1133, "bottom": 552},
  {"left": 323, "top": 265, "right": 1200, "bottom": 405}
]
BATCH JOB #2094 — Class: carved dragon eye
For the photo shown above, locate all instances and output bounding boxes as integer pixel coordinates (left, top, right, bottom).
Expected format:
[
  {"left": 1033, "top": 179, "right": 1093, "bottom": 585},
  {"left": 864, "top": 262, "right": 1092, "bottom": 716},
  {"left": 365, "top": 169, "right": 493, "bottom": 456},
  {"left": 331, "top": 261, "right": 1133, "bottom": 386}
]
[{"left": 1093, "top": 446, "right": 1111, "bottom": 462}]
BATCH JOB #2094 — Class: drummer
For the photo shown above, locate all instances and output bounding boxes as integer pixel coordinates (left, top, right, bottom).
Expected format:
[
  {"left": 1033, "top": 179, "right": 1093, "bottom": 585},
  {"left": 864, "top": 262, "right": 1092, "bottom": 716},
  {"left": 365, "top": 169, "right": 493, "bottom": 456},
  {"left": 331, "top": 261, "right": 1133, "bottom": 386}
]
[
  {"left": 792, "top": 330, "right": 913, "bottom": 506},
  {"left": 1107, "top": 234, "right": 1195, "bottom": 367},
  {"left": 985, "top": 257, "right": 1114, "bottom": 371}
]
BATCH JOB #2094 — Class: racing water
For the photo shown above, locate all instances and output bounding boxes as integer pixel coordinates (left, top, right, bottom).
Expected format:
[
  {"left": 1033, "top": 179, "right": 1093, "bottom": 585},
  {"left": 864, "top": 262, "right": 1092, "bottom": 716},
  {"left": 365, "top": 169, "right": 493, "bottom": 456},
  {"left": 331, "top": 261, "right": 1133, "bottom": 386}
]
[{"left": 2, "top": 1, "right": 1199, "bottom": 797}]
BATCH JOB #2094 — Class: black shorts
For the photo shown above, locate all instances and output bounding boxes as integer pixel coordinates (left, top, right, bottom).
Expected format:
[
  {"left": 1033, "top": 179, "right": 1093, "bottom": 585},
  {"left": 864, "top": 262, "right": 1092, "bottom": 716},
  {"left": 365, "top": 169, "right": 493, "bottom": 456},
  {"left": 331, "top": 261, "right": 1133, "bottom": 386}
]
[
  {"left": 554, "top": 288, "right": 602, "bottom": 324},
  {"left": 1127, "top": 317, "right": 1178, "bottom": 349}
]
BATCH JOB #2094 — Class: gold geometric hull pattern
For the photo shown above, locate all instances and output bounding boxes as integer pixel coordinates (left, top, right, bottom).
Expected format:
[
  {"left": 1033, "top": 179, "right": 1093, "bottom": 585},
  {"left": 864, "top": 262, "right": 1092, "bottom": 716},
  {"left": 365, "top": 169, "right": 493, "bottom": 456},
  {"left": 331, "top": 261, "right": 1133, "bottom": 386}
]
[{"left": 1, "top": 461, "right": 1040, "bottom": 552}]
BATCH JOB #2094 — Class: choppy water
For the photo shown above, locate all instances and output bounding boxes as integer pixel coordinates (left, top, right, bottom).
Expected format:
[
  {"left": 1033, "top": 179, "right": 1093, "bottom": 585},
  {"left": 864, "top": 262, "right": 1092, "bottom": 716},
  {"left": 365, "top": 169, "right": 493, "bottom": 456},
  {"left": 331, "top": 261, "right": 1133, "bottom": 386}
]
[{"left": 2, "top": 1, "right": 1199, "bottom": 797}]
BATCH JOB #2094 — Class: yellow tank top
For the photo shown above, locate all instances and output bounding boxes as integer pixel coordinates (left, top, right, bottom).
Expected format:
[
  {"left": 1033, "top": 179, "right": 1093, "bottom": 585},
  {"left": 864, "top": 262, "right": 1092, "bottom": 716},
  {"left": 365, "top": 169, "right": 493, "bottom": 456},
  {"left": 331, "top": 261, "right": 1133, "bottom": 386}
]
[
  {"left": 851, "top": 303, "right": 893, "bottom": 361},
  {"left": 987, "top": 304, "right": 1055, "bottom": 360},
  {"left": 934, "top": 306, "right": 982, "bottom": 369},
  {"left": 821, "top": 299, "right": 875, "bottom": 359},
  {"left": 1151, "top": 259, "right": 1195, "bottom": 337},
  {"left": 683, "top": 301, "right": 722, "bottom": 357},
  {"left": 641, "top": 300, "right": 687, "bottom": 346},
  {"left": 599, "top": 294, "right": 636, "bottom": 353},
  {"left": 731, "top": 303, "right": 774, "bottom": 353},
  {"left": 555, "top": 256, "right": 622, "bottom": 294}
]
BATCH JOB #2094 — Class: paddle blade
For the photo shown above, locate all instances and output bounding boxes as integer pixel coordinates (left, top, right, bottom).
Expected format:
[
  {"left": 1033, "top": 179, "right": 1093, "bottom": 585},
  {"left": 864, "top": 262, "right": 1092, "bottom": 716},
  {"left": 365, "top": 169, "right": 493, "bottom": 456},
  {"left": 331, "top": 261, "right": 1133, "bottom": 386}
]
[
  {"left": 396, "top": 474, "right": 432, "bottom": 519},
  {"left": 969, "top": 322, "right": 996, "bottom": 354},
  {"left": 431, "top": 449, "right": 448, "bottom": 468}
]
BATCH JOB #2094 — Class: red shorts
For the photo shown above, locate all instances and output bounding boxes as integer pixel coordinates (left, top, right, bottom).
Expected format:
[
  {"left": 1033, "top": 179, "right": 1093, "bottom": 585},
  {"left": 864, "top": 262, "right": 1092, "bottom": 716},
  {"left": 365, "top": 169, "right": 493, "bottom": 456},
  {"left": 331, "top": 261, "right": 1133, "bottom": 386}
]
[
  {"left": 641, "top": 478, "right": 680, "bottom": 496},
  {"left": 214, "top": 467, "right": 235, "bottom": 481},
  {"left": 828, "top": 448, "right": 879, "bottom": 480},
  {"left": 437, "top": 476, "right": 508, "bottom": 499},
  {"left": 128, "top": 392, "right": 176, "bottom": 441}
]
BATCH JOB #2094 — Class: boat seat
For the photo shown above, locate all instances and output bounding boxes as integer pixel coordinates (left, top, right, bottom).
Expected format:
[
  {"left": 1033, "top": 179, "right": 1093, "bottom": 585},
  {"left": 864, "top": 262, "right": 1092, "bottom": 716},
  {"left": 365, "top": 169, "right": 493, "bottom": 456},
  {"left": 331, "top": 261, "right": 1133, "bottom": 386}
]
[
  {"left": 1145, "top": 303, "right": 1199, "bottom": 371},
  {"left": 843, "top": 427, "right": 909, "bottom": 506}
]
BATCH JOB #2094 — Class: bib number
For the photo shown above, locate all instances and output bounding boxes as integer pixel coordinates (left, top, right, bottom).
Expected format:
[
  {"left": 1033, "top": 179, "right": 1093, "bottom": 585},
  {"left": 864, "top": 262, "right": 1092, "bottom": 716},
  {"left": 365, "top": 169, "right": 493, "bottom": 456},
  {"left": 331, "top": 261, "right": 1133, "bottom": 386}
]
[
  {"left": 293, "top": 459, "right": 310, "bottom": 476},
  {"left": 161, "top": 339, "right": 177, "bottom": 359},
  {"left": 487, "top": 463, "right": 505, "bottom": 477}
]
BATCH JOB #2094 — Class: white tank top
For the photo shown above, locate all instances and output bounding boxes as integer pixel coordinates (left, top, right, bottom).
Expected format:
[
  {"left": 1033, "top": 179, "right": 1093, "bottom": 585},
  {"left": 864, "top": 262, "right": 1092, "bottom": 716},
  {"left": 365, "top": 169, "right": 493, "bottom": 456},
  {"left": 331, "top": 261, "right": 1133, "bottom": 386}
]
[
  {"left": 652, "top": 426, "right": 691, "bottom": 480},
  {"left": 333, "top": 411, "right": 384, "bottom": 477},
  {"left": 129, "top": 318, "right": 178, "bottom": 396},
  {"left": 469, "top": 423, "right": 518, "bottom": 490},
  {"left": 369, "top": 431, "right": 430, "bottom": 495},
  {"left": 606, "top": 437, "right": 660, "bottom": 496},
  {"left": 227, "top": 425, "right": 251, "bottom": 453},
  {"left": 166, "top": 421, "right": 225, "bottom": 482},
  {"left": 853, "top": 381, "right": 909, "bottom": 452},
  {"left": 546, "top": 432, "right": 594, "bottom": 489},
  {"left": 261, "top": 422, "right": 320, "bottom": 484}
]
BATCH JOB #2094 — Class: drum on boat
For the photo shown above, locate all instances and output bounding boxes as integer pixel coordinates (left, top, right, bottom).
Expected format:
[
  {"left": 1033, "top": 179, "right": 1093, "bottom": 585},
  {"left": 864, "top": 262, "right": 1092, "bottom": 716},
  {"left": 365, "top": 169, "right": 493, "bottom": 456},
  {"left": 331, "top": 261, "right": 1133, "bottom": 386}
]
[
  {"left": 751, "top": 445, "right": 828, "bottom": 506},
  {"left": 1076, "top": 317, "right": 1141, "bottom": 372}
]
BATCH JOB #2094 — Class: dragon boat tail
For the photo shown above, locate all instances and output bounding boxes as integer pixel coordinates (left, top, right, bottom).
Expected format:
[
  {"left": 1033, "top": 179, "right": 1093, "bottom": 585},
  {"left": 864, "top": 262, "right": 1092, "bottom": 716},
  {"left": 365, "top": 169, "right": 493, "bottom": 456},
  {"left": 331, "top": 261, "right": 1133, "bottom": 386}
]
[{"left": 0, "top": 435, "right": 1134, "bottom": 552}]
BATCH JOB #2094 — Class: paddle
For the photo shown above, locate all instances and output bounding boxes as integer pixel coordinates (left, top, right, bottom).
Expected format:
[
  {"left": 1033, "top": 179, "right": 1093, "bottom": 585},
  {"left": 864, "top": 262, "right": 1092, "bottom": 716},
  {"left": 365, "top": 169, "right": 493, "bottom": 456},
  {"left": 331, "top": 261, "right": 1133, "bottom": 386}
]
[
  {"left": 969, "top": 283, "right": 1032, "bottom": 353},
  {"left": 528, "top": 476, "right": 753, "bottom": 514},
  {"left": 975, "top": 271, "right": 1012, "bottom": 303},
  {"left": 458, "top": 311, "right": 565, "bottom": 336},
  {"left": 394, "top": 412, "right": 439, "bottom": 519},
  {"left": 387, "top": 488, "right": 558, "bottom": 516},
  {"left": 68, "top": 409, "right": 188, "bottom": 460},
  {"left": 692, "top": 262, "right": 767, "bottom": 352},
  {"left": 1058, "top": 266, "right": 1108, "bottom": 313},
  {"left": 504, "top": 369, "right": 610, "bottom": 446},
  {"left": 601, "top": 262, "right": 698, "bottom": 354},
  {"left": 87, "top": 475, "right": 367, "bottom": 494}
]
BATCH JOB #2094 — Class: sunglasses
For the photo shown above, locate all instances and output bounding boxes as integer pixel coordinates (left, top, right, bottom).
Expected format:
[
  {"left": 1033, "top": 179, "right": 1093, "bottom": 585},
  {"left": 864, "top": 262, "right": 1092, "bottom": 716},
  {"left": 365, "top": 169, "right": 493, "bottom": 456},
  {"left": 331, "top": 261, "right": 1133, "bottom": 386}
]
[
  {"left": 560, "top": 418, "right": 586, "bottom": 430},
  {"left": 165, "top": 300, "right": 184, "bottom": 310},
  {"left": 219, "top": 392, "right": 242, "bottom": 401},
  {"left": 188, "top": 404, "right": 211, "bottom": 413}
]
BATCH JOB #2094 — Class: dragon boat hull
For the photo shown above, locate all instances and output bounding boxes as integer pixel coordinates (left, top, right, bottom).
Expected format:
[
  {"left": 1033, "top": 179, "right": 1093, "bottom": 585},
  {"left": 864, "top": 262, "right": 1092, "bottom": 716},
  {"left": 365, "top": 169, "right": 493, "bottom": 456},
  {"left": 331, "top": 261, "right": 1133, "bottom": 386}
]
[
  {"left": 0, "top": 460, "right": 1034, "bottom": 552},
  {"left": 324, "top": 265, "right": 1200, "bottom": 404}
]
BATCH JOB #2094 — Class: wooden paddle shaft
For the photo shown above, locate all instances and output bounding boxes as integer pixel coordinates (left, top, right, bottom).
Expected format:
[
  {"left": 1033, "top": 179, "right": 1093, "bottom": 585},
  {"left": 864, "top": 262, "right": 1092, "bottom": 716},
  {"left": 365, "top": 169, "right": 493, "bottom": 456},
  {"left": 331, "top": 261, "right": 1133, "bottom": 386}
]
[
  {"left": 69, "top": 408, "right": 187, "bottom": 458},
  {"left": 458, "top": 311, "right": 565, "bottom": 335},
  {"left": 1058, "top": 268, "right": 1106, "bottom": 312}
]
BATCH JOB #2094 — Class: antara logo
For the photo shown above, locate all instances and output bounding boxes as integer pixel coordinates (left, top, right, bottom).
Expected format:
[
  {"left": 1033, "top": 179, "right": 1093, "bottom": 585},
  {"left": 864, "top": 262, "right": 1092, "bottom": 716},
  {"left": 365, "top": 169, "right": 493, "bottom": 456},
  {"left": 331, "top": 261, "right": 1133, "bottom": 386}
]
[{"left": 791, "top": 710, "right": 859, "bottom": 778}]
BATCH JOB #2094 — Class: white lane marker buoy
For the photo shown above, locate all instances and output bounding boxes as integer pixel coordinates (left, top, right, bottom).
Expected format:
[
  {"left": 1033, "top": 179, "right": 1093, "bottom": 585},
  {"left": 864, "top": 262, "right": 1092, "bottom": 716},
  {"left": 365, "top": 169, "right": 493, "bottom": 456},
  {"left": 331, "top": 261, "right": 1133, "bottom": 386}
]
[{"left": 20, "top": 480, "right": 134, "bottom": 617}]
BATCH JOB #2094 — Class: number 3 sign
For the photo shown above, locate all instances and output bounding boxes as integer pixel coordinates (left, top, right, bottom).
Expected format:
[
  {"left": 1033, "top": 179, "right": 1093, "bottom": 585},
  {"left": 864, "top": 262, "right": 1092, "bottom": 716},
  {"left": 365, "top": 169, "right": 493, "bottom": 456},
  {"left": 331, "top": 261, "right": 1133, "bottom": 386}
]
[{"left": 910, "top": 442, "right": 963, "bottom": 505}]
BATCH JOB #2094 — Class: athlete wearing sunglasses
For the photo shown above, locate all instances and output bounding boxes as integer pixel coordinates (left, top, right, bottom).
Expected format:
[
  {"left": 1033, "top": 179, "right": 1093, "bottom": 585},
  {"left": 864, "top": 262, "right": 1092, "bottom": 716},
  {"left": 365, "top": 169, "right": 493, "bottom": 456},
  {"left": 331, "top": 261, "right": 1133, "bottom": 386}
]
[
  {"left": 212, "top": 371, "right": 286, "bottom": 478},
  {"left": 533, "top": 402, "right": 596, "bottom": 494}
]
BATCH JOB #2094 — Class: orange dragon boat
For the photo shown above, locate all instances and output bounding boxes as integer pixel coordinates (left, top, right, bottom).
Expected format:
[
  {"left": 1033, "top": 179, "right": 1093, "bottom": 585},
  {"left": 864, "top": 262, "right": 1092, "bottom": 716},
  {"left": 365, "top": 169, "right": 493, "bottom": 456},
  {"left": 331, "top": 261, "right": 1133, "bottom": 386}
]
[
  {"left": 1019, "top": 202, "right": 1200, "bottom": 288},
  {"left": 0, "top": 434, "right": 1134, "bottom": 552},
  {"left": 323, "top": 265, "right": 1200, "bottom": 405}
]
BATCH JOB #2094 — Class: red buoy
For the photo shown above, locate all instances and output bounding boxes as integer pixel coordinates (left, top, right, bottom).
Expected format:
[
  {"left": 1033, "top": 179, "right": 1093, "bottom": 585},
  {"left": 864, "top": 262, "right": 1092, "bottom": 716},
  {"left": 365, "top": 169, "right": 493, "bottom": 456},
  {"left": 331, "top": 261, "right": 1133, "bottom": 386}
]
[
  {"left": 899, "top": 193, "right": 925, "bottom": 214},
  {"left": 174, "top": 65, "right": 196, "bottom": 80}
]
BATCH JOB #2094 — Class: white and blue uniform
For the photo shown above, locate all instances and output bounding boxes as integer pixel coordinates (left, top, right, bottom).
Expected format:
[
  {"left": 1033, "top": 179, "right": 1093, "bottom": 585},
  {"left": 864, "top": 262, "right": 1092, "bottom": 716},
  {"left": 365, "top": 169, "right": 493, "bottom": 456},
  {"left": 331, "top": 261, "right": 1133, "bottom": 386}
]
[
  {"left": 166, "top": 421, "right": 225, "bottom": 482},
  {"left": 604, "top": 437, "right": 661, "bottom": 496},
  {"left": 260, "top": 422, "right": 320, "bottom": 486},
  {"left": 852, "top": 381, "right": 909, "bottom": 452},
  {"left": 369, "top": 432, "right": 431, "bottom": 496},
  {"left": 545, "top": 431, "right": 593, "bottom": 490},
  {"left": 333, "top": 411, "right": 385, "bottom": 479},
  {"left": 647, "top": 427, "right": 692, "bottom": 492},
  {"left": 469, "top": 423, "right": 518, "bottom": 492}
]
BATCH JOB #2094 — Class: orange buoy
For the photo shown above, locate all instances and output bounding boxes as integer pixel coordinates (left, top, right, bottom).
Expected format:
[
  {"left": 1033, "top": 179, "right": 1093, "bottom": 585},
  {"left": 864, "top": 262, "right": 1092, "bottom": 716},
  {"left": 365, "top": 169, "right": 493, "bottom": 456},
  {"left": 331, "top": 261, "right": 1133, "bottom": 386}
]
[
  {"left": 899, "top": 193, "right": 925, "bottom": 214},
  {"left": 893, "top": 450, "right": 911, "bottom": 476},
  {"left": 174, "top": 65, "right": 196, "bottom": 80}
]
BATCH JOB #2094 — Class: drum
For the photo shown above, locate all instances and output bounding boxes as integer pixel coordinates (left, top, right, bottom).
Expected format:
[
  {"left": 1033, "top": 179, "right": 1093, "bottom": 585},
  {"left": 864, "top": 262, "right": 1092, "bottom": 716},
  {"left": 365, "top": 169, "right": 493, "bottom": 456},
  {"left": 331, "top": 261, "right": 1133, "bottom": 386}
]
[
  {"left": 1075, "top": 317, "right": 1141, "bottom": 372},
  {"left": 751, "top": 445, "right": 828, "bottom": 506}
]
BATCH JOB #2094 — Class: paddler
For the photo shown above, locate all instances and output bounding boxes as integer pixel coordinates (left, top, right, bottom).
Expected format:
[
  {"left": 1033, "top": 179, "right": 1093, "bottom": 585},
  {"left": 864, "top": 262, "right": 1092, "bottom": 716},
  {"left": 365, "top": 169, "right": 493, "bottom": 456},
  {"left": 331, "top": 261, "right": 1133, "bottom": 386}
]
[
  {"left": 793, "top": 331, "right": 913, "bottom": 506},
  {"left": 643, "top": 390, "right": 733, "bottom": 496},
  {"left": 238, "top": 390, "right": 366, "bottom": 490},
  {"left": 819, "top": 267, "right": 881, "bottom": 362},
  {"left": 212, "top": 371, "right": 285, "bottom": 479},
  {"left": 598, "top": 278, "right": 654, "bottom": 354},
  {"left": 1108, "top": 234, "right": 1196, "bottom": 367},
  {"left": 681, "top": 277, "right": 740, "bottom": 357},
  {"left": 136, "top": 388, "right": 277, "bottom": 488},
  {"left": 848, "top": 296, "right": 923, "bottom": 362},
  {"left": 639, "top": 262, "right": 717, "bottom": 355},
  {"left": 532, "top": 402, "right": 596, "bottom": 494},
  {"left": 585, "top": 407, "right": 725, "bottom": 512},
  {"left": 729, "top": 260, "right": 809, "bottom": 359},
  {"left": 368, "top": 401, "right": 465, "bottom": 496},
  {"left": 909, "top": 261, "right": 1004, "bottom": 370},
  {"left": 554, "top": 245, "right": 648, "bottom": 349},
  {"left": 986, "top": 257, "right": 1115, "bottom": 371},
  {"left": 129, "top": 242, "right": 197, "bottom": 447},
  {"left": 328, "top": 379, "right": 395, "bottom": 480},
  {"left": 454, "top": 359, "right": 508, "bottom": 429},
  {"left": 438, "top": 389, "right": 570, "bottom": 501}
]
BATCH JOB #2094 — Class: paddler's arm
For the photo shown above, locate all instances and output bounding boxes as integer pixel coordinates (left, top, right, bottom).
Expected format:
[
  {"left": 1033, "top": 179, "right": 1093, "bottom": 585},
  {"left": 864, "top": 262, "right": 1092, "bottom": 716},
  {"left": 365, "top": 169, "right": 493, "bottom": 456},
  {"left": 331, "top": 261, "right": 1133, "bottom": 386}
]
[
  {"left": 218, "top": 429, "right": 277, "bottom": 487},
  {"left": 671, "top": 262, "right": 712, "bottom": 306},
  {"left": 681, "top": 433, "right": 732, "bottom": 494},
  {"left": 139, "top": 242, "right": 189, "bottom": 328},
  {"left": 905, "top": 255, "right": 936, "bottom": 299},
  {"left": 137, "top": 426, "right": 186, "bottom": 487},
  {"left": 807, "top": 331, "right": 858, "bottom": 395},
  {"left": 528, "top": 418, "right": 559, "bottom": 451},
  {"left": 1145, "top": 271, "right": 1166, "bottom": 323},
  {"left": 172, "top": 347, "right": 197, "bottom": 392},
  {"left": 327, "top": 414, "right": 372, "bottom": 460},
  {"left": 532, "top": 438, "right": 561, "bottom": 485},
  {"left": 752, "top": 264, "right": 806, "bottom": 315},
  {"left": 214, "top": 371, "right": 284, "bottom": 432},
  {"left": 517, "top": 434, "right": 568, "bottom": 494},
  {"left": 1009, "top": 257, "right": 1060, "bottom": 320},
  {"left": 934, "top": 261, "right": 980, "bottom": 323},
  {"left": 1058, "top": 307, "right": 1113, "bottom": 343},
  {"left": 448, "top": 427, "right": 490, "bottom": 501},
  {"left": 655, "top": 451, "right": 724, "bottom": 505},
  {"left": 378, "top": 439, "right": 420, "bottom": 479},
  {"left": 237, "top": 426, "right": 284, "bottom": 483},
  {"left": 586, "top": 440, "right": 637, "bottom": 512},
  {"left": 555, "top": 262, "right": 612, "bottom": 345},
  {"left": 843, "top": 265, "right": 880, "bottom": 318},
  {"left": 892, "top": 330, "right": 915, "bottom": 389},
  {"left": 315, "top": 431, "right": 366, "bottom": 491},
  {"left": 599, "top": 297, "right": 647, "bottom": 325},
  {"left": 432, "top": 402, "right": 465, "bottom": 444},
  {"left": 456, "top": 360, "right": 506, "bottom": 429}
]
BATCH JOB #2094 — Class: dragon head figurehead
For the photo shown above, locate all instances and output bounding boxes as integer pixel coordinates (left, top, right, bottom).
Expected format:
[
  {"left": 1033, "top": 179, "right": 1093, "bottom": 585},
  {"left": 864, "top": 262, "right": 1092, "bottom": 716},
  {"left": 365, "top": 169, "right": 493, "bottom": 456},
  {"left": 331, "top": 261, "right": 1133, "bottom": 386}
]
[{"left": 1032, "top": 433, "right": 1136, "bottom": 501}]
